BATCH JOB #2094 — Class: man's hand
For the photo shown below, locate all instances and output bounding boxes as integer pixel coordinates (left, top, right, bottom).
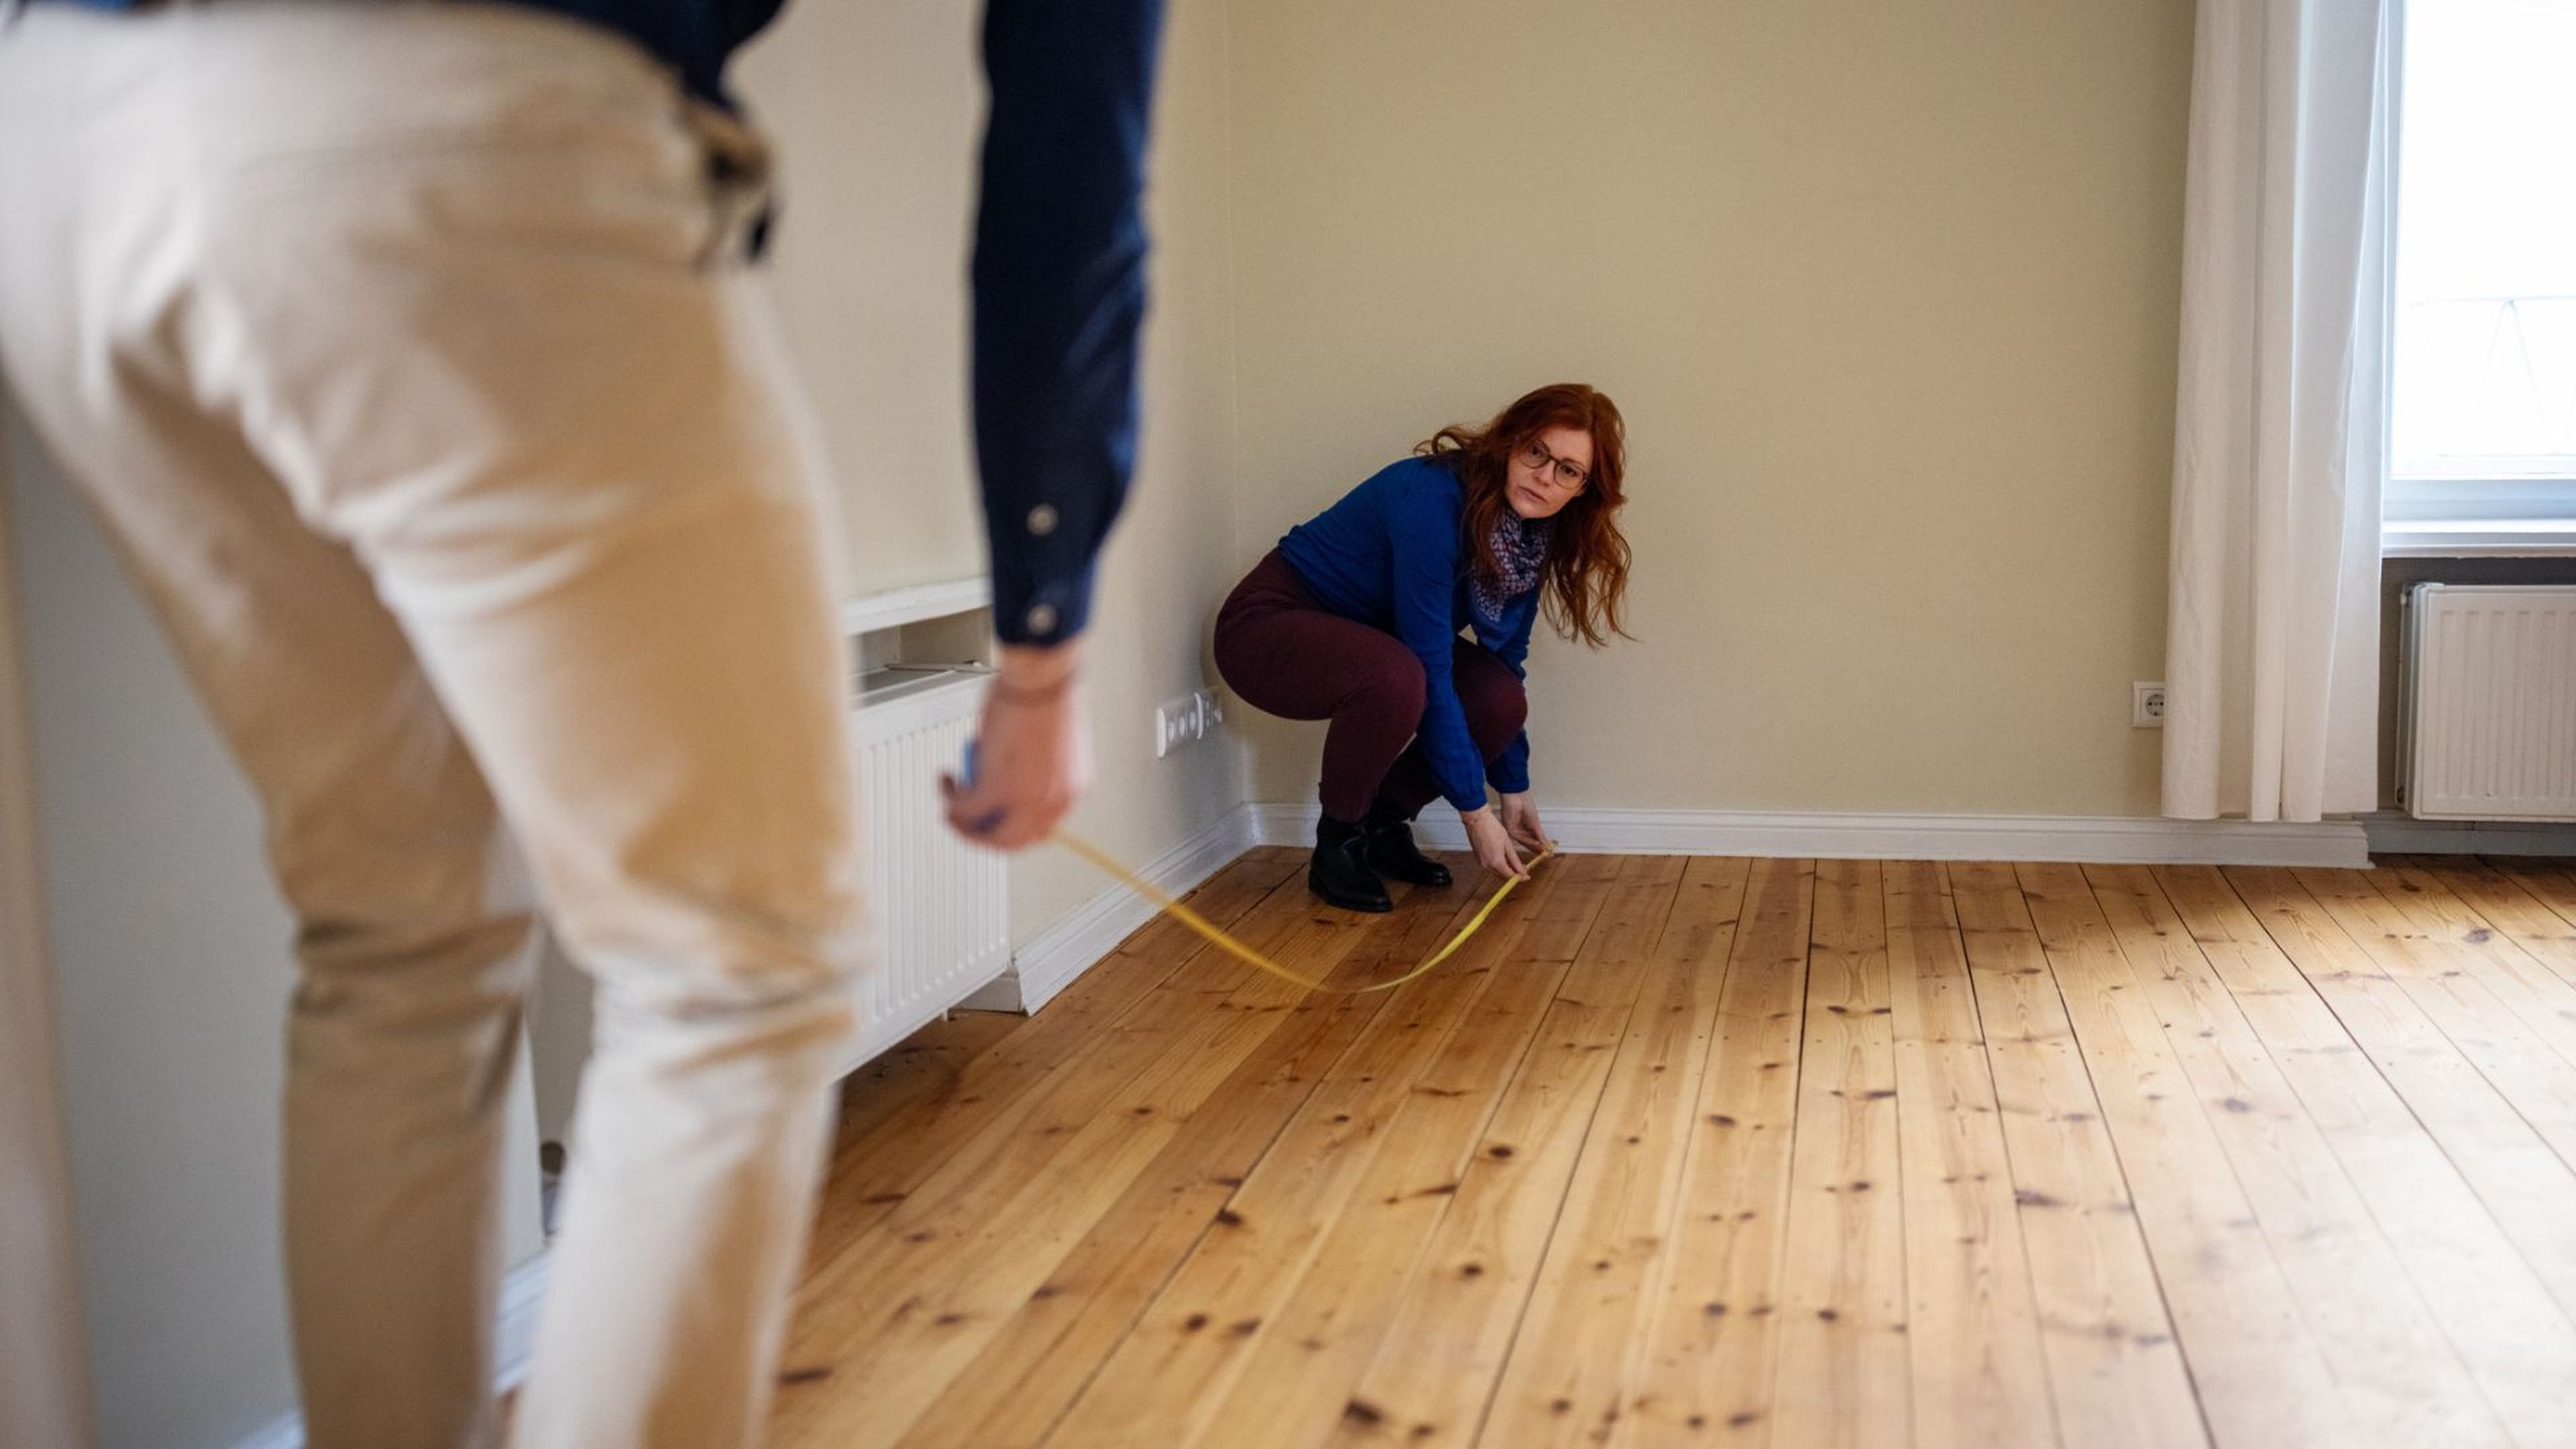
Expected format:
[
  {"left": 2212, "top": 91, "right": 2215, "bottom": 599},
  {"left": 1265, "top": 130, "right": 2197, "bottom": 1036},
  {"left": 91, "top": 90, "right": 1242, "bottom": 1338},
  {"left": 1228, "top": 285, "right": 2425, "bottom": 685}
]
[{"left": 943, "top": 641, "right": 1089, "bottom": 849}]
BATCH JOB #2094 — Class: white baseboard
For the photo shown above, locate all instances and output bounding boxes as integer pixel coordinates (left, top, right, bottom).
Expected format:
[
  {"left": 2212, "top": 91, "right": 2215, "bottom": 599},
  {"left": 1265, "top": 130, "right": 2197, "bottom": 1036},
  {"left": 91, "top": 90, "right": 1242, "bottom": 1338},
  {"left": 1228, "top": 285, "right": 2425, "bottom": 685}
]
[
  {"left": 957, "top": 799, "right": 2375, "bottom": 1026},
  {"left": 961, "top": 804, "right": 1263, "bottom": 1014},
  {"left": 2357, "top": 810, "right": 2576, "bottom": 855},
  {"left": 1250, "top": 803, "right": 2373, "bottom": 869},
  {"left": 233, "top": 1251, "right": 550, "bottom": 1449}
]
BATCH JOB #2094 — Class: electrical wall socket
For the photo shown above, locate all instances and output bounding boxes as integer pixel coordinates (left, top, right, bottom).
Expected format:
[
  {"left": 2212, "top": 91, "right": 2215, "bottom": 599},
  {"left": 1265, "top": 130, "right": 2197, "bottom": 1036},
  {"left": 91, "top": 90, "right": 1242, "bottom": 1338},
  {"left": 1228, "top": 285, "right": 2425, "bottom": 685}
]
[
  {"left": 1154, "top": 688, "right": 1227, "bottom": 758},
  {"left": 2133, "top": 681, "right": 2167, "bottom": 728},
  {"left": 1153, "top": 698, "right": 1190, "bottom": 758}
]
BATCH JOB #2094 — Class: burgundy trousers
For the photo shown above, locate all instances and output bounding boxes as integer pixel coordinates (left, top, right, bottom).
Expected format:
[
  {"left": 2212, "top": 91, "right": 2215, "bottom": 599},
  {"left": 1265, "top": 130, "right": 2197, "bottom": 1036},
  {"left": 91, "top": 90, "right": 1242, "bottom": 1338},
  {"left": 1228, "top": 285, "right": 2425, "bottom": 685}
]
[{"left": 1214, "top": 549, "right": 1527, "bottom": 824}]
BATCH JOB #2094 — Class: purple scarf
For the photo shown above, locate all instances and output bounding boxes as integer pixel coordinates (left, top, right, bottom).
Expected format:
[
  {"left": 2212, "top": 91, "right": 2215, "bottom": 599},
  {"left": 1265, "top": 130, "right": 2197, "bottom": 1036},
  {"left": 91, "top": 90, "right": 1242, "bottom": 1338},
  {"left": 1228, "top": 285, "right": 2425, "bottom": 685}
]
[{"left": 1472, "top": 513, "right": 1552, "bottom": 623}]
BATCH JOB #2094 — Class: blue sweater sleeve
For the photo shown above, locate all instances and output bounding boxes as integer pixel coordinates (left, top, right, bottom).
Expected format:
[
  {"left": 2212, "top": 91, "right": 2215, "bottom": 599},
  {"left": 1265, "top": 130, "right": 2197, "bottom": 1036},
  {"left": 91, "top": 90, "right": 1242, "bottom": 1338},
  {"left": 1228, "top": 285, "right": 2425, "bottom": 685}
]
[
  {"left": 970, "top": 0, "right": 1167, "bottom": 645},
  {"left": 1483, "top": 606, "right": 1535, "bottom": 794},
  {"left": 1388, "top": 485, "right": 1489, "bottom": 814}
]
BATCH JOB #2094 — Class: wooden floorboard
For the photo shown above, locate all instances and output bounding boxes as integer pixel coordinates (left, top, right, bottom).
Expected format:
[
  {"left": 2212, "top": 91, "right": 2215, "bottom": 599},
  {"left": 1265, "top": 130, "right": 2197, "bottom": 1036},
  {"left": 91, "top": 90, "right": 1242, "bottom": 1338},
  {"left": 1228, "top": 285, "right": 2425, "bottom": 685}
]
[
  {"left": 1617, "top": 855, "right": 1816, "bottom": 1444},
  {"left": 2488, "top": 857, "right": 2576, "bottom": 947},
  {"left": 776, "top": 853, "right": 1385, "bottom": 1446},
  {"left": 1950, "top": 862, "right": 2206, "bottom": 1449},
  {"left": 1046, "top": 855, "right": 1617, "bottom": 1448},
  {"left": 1768, "top": 858, "right": 1909, "bottom": 1449},
  {"left": 2154, "top": 864, "right": 2576, "bottom": 1448},
  {"left": 896, "top": 880, "right": 1493, "bottom": 1449},
  {"left": 1317, "top": 855, "right": 1656, "bottom": 1448},
  {"left": 2081, "top": 864, "right": 2506, "bottom": 1449},
  {"left": 1479, "top": 855, "right": 1730, "bottom": 1448},
  {"left": 2019, "top": 861, "right": 2360, "bottom": 1447},
  {"left": 766, "top": 853, "right": 2574, "bottom": 1449},
  {"left": 2372, "top": 857, "right": 2576, "bottom": 1077},
  {"left": 797, "top": 849, "right": 1304, "bottom": 1274},
  {"left": 2407, "top": 856, "right": 2576, "bottom": 995},
  {"left": 1884, "top": 861, "right": 2056, "bottom": 1449},
  {"left": 2229, "top": 865, "right": 2576, "bottom": 1323},
  {"left": 2290, "top": 865, "right": 2576, "bottom": 1175}
]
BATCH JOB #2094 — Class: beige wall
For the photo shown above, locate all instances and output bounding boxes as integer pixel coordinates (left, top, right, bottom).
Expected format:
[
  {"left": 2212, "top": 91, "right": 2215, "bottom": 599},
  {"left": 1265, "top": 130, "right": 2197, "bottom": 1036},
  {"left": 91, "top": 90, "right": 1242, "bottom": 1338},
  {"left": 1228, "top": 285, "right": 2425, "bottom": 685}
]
[
  {"left": 1224, "top": 0, "right": 2192, "bottom": 819},
  {"left": 736, "top": 0, "right": 1250, "bottom": 941},
  {"left": 1004, "top": 0, "right": 1251, "bottom": 935},
  {"left": 735, "top": 1, "right": 989, "bottom": 592}
]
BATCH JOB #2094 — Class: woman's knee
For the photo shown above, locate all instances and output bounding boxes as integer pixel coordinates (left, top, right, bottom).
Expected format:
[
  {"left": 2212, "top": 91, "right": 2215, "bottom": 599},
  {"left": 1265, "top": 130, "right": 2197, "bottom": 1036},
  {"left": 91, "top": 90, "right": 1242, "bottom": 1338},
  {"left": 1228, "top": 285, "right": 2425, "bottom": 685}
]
[
  {"left": 1454, "top": 657, "right": 1528, "bottom": 745},
  {"left": 1362, "top": 651, "right": 1428, "bottom": 720}
]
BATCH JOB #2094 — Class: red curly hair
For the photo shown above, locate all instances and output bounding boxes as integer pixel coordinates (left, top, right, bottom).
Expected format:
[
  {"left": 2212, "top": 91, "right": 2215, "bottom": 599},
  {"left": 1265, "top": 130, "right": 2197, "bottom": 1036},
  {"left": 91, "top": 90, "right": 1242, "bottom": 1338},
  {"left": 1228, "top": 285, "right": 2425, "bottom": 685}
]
[{"left": 1417, "top": 383, "right": 1633, "bottom": 648}]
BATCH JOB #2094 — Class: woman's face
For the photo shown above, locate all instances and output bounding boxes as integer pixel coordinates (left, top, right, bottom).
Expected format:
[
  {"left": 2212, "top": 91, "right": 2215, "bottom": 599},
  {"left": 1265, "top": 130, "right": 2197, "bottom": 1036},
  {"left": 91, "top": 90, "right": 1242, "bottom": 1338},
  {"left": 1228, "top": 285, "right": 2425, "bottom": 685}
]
[{"left": 1508, "top": 425, "right": 1594, "bottom": 521}]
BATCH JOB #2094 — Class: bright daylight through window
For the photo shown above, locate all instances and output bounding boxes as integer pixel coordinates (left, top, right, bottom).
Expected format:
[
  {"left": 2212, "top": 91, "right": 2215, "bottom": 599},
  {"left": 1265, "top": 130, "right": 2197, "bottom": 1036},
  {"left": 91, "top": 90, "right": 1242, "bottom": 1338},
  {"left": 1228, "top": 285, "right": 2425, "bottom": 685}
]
[{"left": 2387, "top": 0, "right": 2576, "bottom": 550}]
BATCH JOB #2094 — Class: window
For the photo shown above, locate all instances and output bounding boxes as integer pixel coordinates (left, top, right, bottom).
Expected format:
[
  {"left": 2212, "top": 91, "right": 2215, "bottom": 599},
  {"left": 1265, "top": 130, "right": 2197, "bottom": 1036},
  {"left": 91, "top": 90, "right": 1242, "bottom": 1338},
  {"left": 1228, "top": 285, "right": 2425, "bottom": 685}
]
[{"left": 2386, "top": 0, "right": 2576, "bottom": 553}]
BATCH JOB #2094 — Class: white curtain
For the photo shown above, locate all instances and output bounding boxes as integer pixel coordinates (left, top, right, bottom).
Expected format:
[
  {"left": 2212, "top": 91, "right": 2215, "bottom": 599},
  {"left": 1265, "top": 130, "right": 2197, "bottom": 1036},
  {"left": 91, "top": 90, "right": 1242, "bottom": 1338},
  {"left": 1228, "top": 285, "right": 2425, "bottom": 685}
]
[{"left": 2165, "top": 0, "right": 2402, "bottom": 822}]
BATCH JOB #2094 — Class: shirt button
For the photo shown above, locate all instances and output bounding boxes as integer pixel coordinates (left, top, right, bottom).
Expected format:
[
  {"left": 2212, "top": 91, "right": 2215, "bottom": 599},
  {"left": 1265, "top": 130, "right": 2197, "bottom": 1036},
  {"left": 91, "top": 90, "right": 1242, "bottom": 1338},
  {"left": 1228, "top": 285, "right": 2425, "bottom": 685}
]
[
  {"left": 1026, "top": 504, "right": 1059, "bottom": 535},
  {"left": 1026, "top": 603, "right": 1059, "bottom": 634}
]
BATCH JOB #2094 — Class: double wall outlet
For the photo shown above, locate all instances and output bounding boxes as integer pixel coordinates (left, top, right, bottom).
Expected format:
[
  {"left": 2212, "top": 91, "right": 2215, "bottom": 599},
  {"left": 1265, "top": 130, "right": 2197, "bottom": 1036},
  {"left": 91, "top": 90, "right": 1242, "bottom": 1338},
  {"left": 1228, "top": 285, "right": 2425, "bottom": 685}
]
[{"left": 1155, "top": 688, "right": 1227, "bottom": 758}]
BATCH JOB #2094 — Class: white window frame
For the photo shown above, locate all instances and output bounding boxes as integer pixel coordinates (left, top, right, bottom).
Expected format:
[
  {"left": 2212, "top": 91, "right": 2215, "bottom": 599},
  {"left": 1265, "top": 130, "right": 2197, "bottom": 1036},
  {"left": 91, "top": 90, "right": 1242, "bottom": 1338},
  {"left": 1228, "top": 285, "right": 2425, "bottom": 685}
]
[
  {"left": 2384, "top": 464, "right": 2576, "bottom": 556},
  {"left": 2379, "top": 9, "right": 2576, "bottom": 557}
]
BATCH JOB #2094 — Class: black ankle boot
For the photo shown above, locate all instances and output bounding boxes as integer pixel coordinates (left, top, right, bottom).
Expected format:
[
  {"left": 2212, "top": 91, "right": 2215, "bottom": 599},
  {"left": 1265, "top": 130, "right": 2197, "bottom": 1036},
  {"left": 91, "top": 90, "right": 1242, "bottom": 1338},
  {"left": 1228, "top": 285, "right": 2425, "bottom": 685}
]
[
  {"left": 1310, "top": 814, "right": 1393, "bottom": 913},
  {"left": 1360, "top": 804, "right": 1452, "bottom": 888}
]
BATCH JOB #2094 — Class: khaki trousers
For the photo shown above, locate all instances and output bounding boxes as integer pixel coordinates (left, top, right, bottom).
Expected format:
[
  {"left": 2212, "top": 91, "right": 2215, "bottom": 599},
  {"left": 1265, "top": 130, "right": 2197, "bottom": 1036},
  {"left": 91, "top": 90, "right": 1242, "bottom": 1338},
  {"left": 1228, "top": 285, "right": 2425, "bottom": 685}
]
[{"left": 0, "top": 5, "right": 869, "bottom": 1444}]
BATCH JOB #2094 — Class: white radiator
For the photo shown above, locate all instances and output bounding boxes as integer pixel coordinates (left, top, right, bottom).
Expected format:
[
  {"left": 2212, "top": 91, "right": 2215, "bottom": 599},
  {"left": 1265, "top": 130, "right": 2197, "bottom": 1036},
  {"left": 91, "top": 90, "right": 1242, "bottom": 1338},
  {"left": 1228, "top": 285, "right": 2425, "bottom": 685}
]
[
  {"left": 2402, "top": 584, "right": 2576, "bottom": 822},
  {"left": 840, "top": 667, "right": 1010, "bottom": 1072}
]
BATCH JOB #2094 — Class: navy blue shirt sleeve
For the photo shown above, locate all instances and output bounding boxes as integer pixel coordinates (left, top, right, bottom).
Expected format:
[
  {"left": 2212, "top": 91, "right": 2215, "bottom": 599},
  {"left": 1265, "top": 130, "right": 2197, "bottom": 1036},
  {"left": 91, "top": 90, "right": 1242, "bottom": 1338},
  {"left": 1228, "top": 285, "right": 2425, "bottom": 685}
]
[
  {"left": 1387, "top": 484, "right": 1489, "bottom": 814},
  {"left": 971, "top": 0, "right": 1165, "bottom": 645}
]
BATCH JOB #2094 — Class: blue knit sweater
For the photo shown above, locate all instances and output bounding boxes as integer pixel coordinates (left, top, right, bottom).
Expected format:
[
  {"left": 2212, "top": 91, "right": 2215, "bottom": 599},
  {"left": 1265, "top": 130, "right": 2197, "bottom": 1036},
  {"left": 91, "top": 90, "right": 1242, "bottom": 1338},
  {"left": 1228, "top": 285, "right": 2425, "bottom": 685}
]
[{"left": 1277, "top": 456, "right": 1538, "bottom": 813}]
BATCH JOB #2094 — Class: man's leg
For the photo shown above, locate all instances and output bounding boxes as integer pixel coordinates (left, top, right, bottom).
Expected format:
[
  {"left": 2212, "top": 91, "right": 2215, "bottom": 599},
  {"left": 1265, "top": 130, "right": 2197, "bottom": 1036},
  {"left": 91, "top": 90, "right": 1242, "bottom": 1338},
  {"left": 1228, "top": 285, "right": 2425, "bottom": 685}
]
[
  {"left": 6, "top": 7, "right": 871, "bottom": 1445},
  {"left": 171, "top": 12, "right": 867, "bottom": 1446},
  {"left": 0, "top": 21, "right": 538, "bottom": 1443}
]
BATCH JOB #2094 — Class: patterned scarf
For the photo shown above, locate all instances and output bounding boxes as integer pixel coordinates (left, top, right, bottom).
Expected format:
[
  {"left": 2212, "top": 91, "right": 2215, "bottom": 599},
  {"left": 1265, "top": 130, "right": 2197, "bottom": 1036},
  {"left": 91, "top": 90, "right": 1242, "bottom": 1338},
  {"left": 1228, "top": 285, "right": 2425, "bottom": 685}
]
[{"left": 1472, "top": 512, "right": 1553, "bottom": 624}]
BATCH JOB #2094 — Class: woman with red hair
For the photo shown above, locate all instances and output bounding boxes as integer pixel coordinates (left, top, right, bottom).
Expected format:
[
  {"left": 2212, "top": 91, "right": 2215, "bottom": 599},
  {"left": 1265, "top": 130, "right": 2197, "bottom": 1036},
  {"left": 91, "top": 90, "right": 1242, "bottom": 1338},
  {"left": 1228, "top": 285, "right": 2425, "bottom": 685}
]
[{"left": 1216, "top": 384, "right": 1633, "bottom": 911}]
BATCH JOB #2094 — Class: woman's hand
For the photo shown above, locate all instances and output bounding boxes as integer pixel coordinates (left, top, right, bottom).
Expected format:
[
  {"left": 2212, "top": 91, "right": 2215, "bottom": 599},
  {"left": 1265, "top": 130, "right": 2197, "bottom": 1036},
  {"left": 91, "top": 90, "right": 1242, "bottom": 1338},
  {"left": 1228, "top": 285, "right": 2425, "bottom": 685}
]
[
  {"left": 943, "top": 641, "right": 1090, "bottom": 849},
  {"left": 1497, "top": 792, "right": 1551, "bottom": 857},
  {"left": 1461, "top": 805, "right": 1530, "bottom": 883}
]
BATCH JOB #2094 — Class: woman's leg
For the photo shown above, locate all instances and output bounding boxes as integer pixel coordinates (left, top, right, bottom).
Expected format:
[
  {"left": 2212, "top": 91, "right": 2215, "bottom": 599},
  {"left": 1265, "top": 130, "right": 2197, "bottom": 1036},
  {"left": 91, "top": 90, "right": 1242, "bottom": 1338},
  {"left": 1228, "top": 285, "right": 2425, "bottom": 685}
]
[
  {"left": 1214, "top": 554, "right": 1426, "bottom": 823},
  {"left": 1371, "top": 641, "right": 1530, "bottom": 822},
  {"left": 1214, "top": 554, "right": 1430, "bottom": 910}
]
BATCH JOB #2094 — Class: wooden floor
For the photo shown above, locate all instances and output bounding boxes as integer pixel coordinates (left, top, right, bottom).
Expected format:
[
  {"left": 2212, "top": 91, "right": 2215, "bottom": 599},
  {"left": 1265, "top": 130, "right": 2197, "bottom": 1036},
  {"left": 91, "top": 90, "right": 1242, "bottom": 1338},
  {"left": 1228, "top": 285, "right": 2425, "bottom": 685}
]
[{"left": 767, "top": 850, "right": 2576, "bottom": 1448}]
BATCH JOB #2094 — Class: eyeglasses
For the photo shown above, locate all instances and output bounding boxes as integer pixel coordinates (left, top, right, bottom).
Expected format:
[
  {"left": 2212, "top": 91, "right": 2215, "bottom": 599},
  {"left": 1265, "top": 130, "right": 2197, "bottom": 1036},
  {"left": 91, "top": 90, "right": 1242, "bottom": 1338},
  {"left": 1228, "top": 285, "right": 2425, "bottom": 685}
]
[{"left": 1518, "top": 439, "right": 1591, "bottom": 494}]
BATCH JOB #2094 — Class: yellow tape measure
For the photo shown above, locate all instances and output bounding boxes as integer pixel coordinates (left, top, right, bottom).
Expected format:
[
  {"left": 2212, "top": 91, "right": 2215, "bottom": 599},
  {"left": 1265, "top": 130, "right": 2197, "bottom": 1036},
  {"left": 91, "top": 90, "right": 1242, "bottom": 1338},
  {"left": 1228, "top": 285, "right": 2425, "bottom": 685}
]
[{"left": 1051, "top": 830, "right": 1554, "bottom": 995}]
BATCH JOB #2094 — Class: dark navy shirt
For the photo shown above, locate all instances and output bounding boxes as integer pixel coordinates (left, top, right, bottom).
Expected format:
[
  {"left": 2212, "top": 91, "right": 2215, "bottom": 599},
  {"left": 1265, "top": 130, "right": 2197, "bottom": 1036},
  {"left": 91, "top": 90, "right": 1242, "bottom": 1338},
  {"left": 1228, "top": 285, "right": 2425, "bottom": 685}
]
[
  {"left": 1277, "top": 457, "right": 1539, "bottom": 813},
  {"left": 53, "top": 0, "right": 1161, "bottom": 646},
  {"left": 474, "top": 0, "right": 792, "bottom": 105}
]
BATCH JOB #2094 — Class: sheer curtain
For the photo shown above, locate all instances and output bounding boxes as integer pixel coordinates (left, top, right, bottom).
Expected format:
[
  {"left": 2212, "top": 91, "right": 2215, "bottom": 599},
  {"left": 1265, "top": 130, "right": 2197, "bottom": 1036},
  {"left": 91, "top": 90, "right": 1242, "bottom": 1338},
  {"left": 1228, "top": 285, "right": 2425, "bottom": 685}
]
[{"left": 2164, "top": 0, "right": 2402, "bottom": 821}]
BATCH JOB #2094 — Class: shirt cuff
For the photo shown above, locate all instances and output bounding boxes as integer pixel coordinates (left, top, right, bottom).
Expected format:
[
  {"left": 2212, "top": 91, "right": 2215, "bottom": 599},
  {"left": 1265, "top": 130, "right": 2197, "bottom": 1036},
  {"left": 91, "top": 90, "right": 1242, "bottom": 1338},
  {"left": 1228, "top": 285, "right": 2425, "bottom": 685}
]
[{"left": 991, "top": 570, "right": 1093, "bottom": 645}]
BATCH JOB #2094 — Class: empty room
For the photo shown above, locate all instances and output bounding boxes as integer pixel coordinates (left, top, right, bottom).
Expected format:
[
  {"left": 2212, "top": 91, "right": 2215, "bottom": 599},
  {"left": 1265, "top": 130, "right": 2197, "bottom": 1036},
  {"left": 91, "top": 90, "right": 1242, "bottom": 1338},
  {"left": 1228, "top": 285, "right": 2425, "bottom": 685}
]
[{"left": 6, "top": 1, "right": 2575, "bottom": 1446}]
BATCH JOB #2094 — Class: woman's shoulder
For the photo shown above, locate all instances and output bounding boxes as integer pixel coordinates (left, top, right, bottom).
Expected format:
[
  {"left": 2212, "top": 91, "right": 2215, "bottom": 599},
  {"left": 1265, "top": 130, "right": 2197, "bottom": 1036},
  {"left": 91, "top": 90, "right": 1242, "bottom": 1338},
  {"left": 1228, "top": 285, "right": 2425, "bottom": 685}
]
[{"left": 1362, "top": 452, "right": 1464, "bottom": 506}]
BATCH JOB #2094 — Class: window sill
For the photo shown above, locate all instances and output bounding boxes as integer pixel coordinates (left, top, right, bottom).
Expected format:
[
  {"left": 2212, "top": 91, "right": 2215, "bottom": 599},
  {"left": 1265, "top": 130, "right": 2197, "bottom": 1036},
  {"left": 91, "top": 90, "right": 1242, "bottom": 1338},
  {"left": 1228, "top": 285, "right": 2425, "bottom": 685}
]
[{"left": 2381, "top": 519, "right": 2576, "bottom": 557}]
